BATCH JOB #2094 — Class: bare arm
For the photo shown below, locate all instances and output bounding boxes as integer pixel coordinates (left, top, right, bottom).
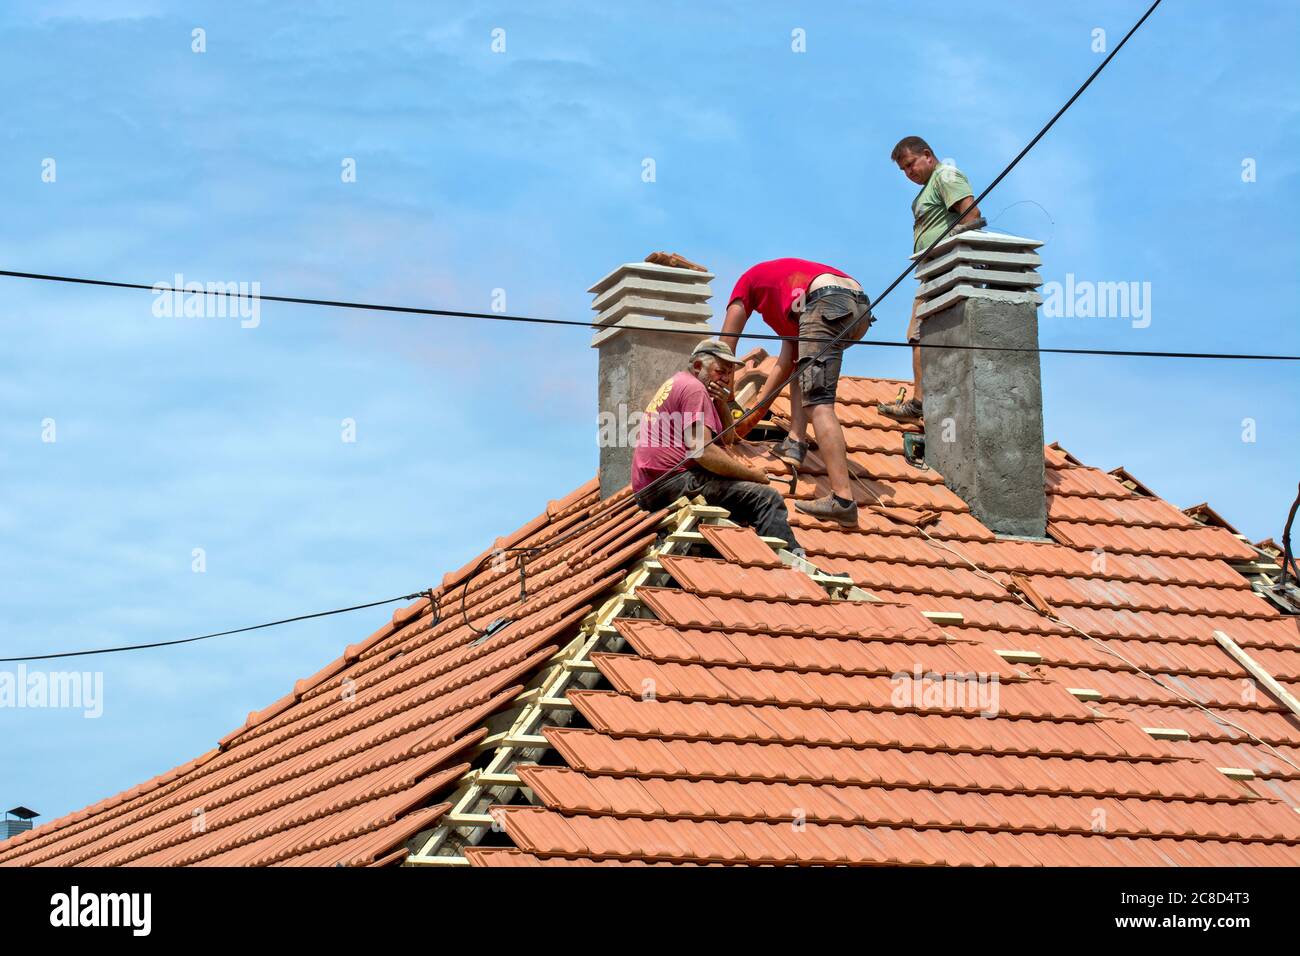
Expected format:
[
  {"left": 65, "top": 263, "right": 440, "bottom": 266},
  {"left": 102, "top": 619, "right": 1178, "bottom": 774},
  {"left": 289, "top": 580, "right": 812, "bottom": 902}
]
[
  {"left": 696, "top": 443, "right": 769, "bottom": 482},
  {"left": 687, "top": 422, "right": 769, "bottom": 482},
  {"left": 719, "top": 300, "right": 748, "bottom": 355},
  {"left": 733, "top": 339, "right": 797, "bottom": 439},
  {"left": 951, "top": 194, "right": 982, "bottom": 227}
]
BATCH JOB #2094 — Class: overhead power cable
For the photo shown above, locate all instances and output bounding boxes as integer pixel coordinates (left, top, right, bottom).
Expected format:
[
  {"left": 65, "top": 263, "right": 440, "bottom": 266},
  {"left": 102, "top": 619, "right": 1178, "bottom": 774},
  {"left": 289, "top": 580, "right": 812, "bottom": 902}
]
[
  {"left": 1, "top": 267, "right": 1295, "bottom": 363},
  {"left": 1, "top": 0, "right": 1193, "bottom": 663},
  {"left": 0, "top": 592, "right": 427, "bottom": 663}
]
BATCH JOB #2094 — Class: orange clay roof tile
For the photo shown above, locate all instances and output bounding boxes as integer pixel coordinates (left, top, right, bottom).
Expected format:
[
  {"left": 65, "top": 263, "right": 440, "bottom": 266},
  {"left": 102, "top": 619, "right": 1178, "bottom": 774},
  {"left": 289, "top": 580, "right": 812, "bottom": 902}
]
[{"left": 7, "top": 371, "right": 1297, "bottom": 868}]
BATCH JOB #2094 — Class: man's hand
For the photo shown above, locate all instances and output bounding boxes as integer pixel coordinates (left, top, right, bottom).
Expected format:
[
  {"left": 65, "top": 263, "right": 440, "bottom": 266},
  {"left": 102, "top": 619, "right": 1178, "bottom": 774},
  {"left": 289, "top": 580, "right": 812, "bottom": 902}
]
[
  {"left": 706, "top": 373, "right": 738, "bottom": 444},
  {"left": 705, "top": 378, "right": 732, "bottom": 404},
  {"left": 694, "top": 435, "right": 772, "bottom": 485},
  {"left": 951, "top": 215, "right": 987, "bottom": 235}
]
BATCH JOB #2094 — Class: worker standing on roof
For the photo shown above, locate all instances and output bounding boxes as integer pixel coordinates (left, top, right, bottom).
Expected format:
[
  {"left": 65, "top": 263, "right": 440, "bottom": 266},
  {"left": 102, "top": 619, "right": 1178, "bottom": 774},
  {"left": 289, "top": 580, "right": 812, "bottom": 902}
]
[
  {"left": 878, "top": 136, "right": 985, "bottom": 424},
  {"left": 719, "top": 259, "right": 871, "bottom": 527},
  {"left": 631, "top": 339, "right": 804, "bottom": 557}
]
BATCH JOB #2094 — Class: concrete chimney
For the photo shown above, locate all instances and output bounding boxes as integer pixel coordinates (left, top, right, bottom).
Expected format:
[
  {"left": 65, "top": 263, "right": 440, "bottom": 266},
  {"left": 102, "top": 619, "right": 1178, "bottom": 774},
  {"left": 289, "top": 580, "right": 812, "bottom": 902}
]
[
  {"left": 590, "top": 261, "right": 715, "bottom": 497},
  {"left": 914, "top": 231, "right": 1047, "bottom": 538}
]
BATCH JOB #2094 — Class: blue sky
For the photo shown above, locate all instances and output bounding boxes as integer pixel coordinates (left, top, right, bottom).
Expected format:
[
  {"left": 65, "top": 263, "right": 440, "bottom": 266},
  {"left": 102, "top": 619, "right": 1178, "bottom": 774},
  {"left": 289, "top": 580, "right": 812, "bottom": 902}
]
[{"left": 2, "top": 1, "right": 1296, "bottom": 825}]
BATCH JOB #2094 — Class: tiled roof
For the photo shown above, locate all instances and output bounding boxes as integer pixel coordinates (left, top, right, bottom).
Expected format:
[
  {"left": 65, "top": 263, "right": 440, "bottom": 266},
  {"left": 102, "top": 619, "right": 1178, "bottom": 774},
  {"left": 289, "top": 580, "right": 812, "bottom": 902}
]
[
  {"left": 0, "top": 479, "right": 650, "bottom": 866},
  {"left": 5, "top": 354, "right": 1298, "bottom": 867}
]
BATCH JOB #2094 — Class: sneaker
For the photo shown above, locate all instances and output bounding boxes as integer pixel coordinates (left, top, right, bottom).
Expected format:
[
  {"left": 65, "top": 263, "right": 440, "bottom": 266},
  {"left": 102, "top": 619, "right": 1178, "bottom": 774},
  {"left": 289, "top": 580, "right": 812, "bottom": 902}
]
[
  {"left": 878, "top": 397, "right": 924, "bottom": 423},
  {"left": 795, "top": 494, "right": 859, "bottom": 527},
  {"left": 772, "top": 436, "right": 808, "bottom": 469}
]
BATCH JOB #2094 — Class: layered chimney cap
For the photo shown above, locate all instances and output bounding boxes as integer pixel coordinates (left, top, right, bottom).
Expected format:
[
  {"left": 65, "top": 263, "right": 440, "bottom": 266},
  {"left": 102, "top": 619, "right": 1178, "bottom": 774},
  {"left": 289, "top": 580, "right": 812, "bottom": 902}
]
[
  {"left": 588, "top": 261, "right": 715, "bottom": 348},
  {"left": 913, "top": 230, "right": 1044, "bottom": 320}
]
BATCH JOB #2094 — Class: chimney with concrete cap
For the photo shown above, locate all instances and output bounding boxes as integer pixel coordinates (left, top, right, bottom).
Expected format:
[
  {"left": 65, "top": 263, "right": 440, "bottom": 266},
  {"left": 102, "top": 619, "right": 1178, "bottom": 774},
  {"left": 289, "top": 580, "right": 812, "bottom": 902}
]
[
  {"left": 914, "top": 230, "right": 1048, "bottom": 538},
  {"left": 590, "top": 260, "right": 716, "bottom": 498}
]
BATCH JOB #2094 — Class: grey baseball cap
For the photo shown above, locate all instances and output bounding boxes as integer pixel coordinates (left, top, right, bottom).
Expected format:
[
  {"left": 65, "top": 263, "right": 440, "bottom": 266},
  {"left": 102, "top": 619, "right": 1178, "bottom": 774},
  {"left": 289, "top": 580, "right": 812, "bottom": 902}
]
[{"left": 691, "top": 338, "right": 742, "bottom": 365}]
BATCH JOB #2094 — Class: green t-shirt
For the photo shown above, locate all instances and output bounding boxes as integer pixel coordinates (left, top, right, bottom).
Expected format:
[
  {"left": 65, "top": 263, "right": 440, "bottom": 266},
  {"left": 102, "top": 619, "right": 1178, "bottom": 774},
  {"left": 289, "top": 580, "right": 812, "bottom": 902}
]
[{"left": 912, "top": 164, "right": 974, "bottom": 254}]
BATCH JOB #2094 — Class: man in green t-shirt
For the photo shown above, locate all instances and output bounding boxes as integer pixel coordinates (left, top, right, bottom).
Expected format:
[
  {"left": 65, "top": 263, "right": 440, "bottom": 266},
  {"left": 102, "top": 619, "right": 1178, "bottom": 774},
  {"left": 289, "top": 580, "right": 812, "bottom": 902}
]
[{"left": 878, "top": 136, "right": 984, "bottom": 424}]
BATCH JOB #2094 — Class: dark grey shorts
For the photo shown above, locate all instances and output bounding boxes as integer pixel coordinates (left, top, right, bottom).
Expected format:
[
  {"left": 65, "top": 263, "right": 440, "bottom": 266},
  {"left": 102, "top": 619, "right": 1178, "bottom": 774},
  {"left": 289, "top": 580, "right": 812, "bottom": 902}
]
[{"left": 797, "top": 288, "right": 873, "bottom": 406}]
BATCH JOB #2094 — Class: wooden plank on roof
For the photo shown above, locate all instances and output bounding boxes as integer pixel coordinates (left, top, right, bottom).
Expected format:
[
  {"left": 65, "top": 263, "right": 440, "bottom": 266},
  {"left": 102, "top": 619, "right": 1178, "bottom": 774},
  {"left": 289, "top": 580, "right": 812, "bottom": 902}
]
[
  {"left": 408, "top": 502, "right": 718, "bottom": 862},
  {"left": 923, "top": 611, "right": 965, "bottom": 625},
  {"left": 667, "top": 530, "right": 787, "bottom": 549},
  {"left": 477, "top": 772, "right": 523, "bottom": 787},
  {"left": 1231, "top": 560, "right": 1282, "bottom": 575},
  {"left": 1214, "top": 629, "right": 1300, "bottom": 719},
  {"left": 444, "top": 812, "right": 496, "bottom": 827},
  {"left": 1143, "top": 727, "right": 1191, "bottom": 742},
  {"left": 405, "top": 855, "right": 470, "bottom": 867},
  {"left": 996, "top": 649, "right": 1042, "bottom": 665}
]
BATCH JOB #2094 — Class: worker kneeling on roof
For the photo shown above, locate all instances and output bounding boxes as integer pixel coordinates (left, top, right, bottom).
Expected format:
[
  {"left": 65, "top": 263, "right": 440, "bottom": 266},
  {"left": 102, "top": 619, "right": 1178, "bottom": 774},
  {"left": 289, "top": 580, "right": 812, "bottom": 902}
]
[
  {"left": 720, "top": 259, "right": 871, "bottom": 527},
  {"left": 631, "top": 339, "right": 804, "bottom": 558}
]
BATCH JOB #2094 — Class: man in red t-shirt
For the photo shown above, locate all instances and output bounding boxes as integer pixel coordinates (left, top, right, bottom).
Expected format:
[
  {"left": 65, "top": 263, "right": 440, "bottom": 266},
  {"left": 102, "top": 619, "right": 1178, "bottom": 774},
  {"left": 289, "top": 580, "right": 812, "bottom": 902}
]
[
  {"left": 719, "top": 259, "right": 873, "bottom": 527},
  {"left": 631, "top": 339, "right": 802, "bottom": 554}
]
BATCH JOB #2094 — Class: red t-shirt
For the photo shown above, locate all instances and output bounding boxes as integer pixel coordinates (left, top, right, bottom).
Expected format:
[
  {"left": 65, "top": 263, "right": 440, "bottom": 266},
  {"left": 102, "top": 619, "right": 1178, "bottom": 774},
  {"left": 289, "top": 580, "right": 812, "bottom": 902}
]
[
  {"left": 729, "top": 258, "right": 851, "bottom": 337},
  {"left": 631, "top": 371, "right": 723, "bottom": 492}
]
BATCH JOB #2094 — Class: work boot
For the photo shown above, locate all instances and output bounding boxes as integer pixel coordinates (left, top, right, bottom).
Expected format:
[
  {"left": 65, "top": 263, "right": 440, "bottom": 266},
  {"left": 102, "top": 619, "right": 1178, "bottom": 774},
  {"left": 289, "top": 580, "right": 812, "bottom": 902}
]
[
  {"left": 878, "top": 396, "right": 924, "bottom": 423},
  {"left": 771, "top": 436, "right": 808, "bottom": 469},
  {"left": 795, "top": 494, "right": 859, "bottom": 527}
]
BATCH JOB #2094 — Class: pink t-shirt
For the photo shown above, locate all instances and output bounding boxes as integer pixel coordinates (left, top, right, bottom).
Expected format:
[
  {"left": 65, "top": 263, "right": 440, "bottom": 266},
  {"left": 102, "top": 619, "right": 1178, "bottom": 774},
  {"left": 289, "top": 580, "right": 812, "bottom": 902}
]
[
  {"left": 631, "top": 371, "right": 723, "bottom": 492},
  {"left": 729, "top": 258, "right": 851, "bottom": 337}
]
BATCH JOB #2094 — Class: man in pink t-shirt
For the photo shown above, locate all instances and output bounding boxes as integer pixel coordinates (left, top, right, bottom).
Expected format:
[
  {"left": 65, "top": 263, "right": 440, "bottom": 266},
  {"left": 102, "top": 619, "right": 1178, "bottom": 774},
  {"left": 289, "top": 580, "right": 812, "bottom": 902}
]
[
  {"left": 720, "top": 258, "right": 874, "bottom": 527},
  {"left": 631, "top": 339, "right": 802, "bottom": 555}
]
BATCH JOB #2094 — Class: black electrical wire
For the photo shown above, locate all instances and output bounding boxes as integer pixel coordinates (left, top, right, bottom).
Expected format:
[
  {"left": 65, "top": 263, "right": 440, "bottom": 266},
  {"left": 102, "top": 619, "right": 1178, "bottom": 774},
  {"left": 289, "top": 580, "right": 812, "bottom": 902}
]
[
  {"left": 0, "top": 592, "right": 428, "bottom": 663},
  {"left": 1, "top": 271, "right": 1294, "bottom": 362},
  {"left": 459, "top": 549, "right": 503, "bottom": 637},
  {"left": 1279, "top": 482, "right": 1300, "bottom": 590},
  {"left": 457, "top": 546, "right": 542, "bottom": 638}
]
